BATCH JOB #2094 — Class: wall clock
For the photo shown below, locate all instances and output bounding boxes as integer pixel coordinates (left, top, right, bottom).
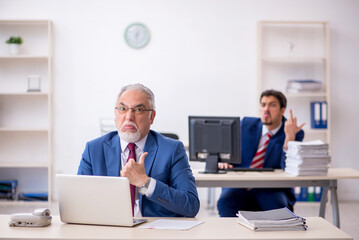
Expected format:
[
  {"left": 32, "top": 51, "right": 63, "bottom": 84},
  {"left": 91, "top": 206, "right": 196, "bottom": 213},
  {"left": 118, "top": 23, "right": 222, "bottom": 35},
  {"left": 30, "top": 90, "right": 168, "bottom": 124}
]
[{"left": 124, "top": 23, "right": 150, "bottom": 49}]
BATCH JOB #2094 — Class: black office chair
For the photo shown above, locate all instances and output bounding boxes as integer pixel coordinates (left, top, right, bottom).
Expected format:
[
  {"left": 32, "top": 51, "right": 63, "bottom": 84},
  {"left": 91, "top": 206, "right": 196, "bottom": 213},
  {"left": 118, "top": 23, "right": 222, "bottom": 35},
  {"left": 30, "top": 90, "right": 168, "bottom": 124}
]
[{"left": 159, "top": 133, "right": 179, "bottom": 140}]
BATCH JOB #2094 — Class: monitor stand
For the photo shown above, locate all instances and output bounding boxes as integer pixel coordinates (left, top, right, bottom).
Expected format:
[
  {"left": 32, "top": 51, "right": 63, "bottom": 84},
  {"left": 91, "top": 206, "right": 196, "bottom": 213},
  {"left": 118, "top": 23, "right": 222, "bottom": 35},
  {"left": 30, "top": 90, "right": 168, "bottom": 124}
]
[{"left": 199, "top": 154, "right": 226, "bottom": 174}]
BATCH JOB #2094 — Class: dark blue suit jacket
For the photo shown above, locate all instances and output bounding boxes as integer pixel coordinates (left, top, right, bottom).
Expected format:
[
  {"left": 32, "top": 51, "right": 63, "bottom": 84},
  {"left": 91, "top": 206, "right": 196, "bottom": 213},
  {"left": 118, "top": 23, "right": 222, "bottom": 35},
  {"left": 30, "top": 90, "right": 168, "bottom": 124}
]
[
  {"left": 77, "top": 130, "right": 200, "bottom": 217},
  {"left": 236, "top": 117, "right": 304, "bottom": 204},
  {"left": 238, "top": 117, "right": 304, "bottom": 169}
]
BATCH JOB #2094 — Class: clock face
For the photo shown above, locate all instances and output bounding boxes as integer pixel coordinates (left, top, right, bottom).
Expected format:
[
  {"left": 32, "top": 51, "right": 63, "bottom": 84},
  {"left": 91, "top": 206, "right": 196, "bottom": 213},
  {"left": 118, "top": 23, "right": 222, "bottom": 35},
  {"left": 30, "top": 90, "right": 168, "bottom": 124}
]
[{"left": 124, "top": 23, "right": 150, "bottom": 49}]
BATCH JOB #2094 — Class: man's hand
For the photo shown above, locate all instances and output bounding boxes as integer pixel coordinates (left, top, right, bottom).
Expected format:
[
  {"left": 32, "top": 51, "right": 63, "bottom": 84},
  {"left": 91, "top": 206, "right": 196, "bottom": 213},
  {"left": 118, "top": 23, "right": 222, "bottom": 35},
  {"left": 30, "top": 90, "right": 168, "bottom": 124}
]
[
  {"left": 284, "top": 109, "right": 305, "bottom": 150},
  {"left": 120, "top": 152, "right": 148, "bottom": 187},
  {"left": 218, "top": 162, "right": 233, "bottom": 169}
]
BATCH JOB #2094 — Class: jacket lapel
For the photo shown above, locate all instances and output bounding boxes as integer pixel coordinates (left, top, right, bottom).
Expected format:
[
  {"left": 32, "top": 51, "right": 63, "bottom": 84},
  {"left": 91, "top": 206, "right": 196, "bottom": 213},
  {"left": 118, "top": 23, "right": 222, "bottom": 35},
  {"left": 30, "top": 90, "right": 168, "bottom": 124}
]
[
  {"left": 103, "top": 134, "right": 121, "bottom": 176},
  {"left": 143, "top": 131, "right": 158, "bottom": 176},
  {"left": 139, "top": 131, "right": 158, "bottom": 212},
  {"left": 265, "top": 117, "right": 285, "bottom": 161},
  {"left": 253, "top": 121, "right": 262, "bottom": 154}
]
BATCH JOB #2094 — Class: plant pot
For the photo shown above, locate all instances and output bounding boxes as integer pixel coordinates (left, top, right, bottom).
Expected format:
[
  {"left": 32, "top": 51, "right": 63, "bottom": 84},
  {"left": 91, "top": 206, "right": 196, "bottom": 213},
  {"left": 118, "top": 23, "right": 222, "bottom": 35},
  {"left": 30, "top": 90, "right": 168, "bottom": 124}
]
[{"left": 8, "top": 43, "right": 20, "bottom": 55}]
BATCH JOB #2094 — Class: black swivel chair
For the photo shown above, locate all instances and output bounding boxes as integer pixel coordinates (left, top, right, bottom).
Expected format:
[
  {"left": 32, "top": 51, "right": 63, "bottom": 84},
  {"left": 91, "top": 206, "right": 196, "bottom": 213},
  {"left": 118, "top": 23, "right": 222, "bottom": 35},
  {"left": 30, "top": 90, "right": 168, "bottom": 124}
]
[{"left": 159, "top": 133, "right": 179, "bottom": 140}]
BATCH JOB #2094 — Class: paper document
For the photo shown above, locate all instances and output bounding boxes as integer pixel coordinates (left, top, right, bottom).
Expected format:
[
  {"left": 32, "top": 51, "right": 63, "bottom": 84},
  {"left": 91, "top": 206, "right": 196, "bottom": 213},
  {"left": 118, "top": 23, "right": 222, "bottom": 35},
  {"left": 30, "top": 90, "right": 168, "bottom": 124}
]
[{"left": 138, "top": 219, "right": 204, "bottom": 230}]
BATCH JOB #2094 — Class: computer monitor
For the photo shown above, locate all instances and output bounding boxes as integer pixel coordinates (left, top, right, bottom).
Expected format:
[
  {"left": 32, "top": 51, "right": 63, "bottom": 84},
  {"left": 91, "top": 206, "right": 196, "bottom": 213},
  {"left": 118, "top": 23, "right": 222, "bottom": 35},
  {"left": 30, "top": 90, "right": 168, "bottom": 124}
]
[{"left": 188, "top": 116, "right": 241, "bottom": 173}]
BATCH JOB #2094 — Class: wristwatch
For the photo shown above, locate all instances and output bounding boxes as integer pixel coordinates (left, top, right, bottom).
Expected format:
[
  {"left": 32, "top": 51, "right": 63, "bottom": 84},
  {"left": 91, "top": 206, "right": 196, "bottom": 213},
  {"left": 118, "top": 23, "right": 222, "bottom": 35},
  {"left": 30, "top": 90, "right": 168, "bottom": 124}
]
[{"left": 138, "top": 177, "right": 151, "bottom": 195}]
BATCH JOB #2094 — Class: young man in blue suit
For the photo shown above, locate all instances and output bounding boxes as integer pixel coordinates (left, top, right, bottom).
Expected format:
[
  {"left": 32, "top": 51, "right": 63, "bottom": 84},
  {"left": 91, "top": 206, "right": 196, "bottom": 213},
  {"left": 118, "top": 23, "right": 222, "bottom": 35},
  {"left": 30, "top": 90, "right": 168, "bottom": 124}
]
[
  {"left": 217, "top": 89, "right": 305, "bottom": 217},
  {"left": 78, "top": 83, "right": 200, "bottom": 218}
]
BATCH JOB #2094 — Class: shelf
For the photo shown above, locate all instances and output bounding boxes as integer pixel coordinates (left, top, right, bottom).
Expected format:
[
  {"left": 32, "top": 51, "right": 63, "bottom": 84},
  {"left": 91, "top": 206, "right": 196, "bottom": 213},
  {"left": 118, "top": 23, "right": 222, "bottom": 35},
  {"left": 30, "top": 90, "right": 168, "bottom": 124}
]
[
  {"left": 259, "top": 20, "right": 328, "bottom": 25},
  {"left": 305, "top": 129, "right": 328, "bottom": 133},
  {"left": 302, "top": 129, "right": 328, "bottom": 143},
  {"left": 0, "top": 19, "right": 53, "bottom": 203},
  {"left": 0, "top": 92, "right": 48, "bottom": 96},
  {"left": 295, "top": 201, "right": 322, "bottom": 206},
  {"left": 0, "top": 20, "right": 50, "bottom": 24},
  {"left": 0, "top": 55, "right": 49, "bottom": 59},
  {"left": 0, "top": 20, "right": 51, "bottom": 57},
  {"left": 0, "top": 200, "right": 50, "bottom": 205},
  {"left": 258, "top": 21, "right": 330, "bottom": 145},
  {"left": 0, "top": 128, "right": 49, "bottom": 132},
  {"left": 286, "top": 92, "right": 327, "bottom": 98},
  {"left": 0, "top": 162, "right": 50, "bottom": 168},
  {"left": 261, "top": 57, "right": 326, "bottom": 63}
]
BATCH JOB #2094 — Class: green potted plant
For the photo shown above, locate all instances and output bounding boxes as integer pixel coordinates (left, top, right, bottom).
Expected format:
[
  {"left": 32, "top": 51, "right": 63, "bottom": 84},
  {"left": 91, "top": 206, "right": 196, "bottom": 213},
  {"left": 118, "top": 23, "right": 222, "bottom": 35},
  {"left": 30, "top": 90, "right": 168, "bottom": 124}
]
[{"left": 6, "top": 36, "right": 23, "bottom": 55}]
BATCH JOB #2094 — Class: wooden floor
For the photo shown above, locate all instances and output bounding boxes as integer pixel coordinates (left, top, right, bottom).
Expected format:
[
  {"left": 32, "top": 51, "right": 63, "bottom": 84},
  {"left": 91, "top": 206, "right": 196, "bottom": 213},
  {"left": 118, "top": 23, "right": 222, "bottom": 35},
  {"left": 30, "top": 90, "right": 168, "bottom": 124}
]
[{"left": 1, "top": 200, "right": 358, "bottom": 239}]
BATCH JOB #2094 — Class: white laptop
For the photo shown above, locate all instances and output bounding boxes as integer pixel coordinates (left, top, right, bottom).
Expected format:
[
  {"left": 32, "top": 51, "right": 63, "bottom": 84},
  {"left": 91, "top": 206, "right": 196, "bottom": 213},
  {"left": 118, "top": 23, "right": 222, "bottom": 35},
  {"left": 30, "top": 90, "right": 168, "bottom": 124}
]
[{"left": 56, "top": 174, "right": 146, "bottom": 227}]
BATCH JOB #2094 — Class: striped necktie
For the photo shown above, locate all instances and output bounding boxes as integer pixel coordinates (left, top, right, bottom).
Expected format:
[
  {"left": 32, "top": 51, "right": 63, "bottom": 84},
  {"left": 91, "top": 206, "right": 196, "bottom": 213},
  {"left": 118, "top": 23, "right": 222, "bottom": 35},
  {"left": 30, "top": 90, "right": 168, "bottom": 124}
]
[
  {"left": 126, "top": 143, "right": 136, "bottom": 216},
  {"left": 250, "top": 132, "right": 272, "bottom": 169}
]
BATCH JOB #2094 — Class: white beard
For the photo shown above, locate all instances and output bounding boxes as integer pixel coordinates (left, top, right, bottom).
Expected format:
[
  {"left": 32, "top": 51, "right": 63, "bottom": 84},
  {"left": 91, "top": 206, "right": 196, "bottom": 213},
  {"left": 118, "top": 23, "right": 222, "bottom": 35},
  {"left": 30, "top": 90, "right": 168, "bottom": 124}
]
[{"left": 118, "top": 121, "right": 141, "bottom": 142}]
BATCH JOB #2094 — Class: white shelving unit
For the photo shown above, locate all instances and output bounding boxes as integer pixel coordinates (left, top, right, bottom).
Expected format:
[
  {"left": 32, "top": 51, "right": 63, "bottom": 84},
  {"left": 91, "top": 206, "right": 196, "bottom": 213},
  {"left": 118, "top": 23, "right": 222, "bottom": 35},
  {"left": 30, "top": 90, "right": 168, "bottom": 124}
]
[
  {"left": 257, "top": 21, "right": 330, "bottom": 144},
  {"left": 0, "top": 20, "right": 52, "bottom": 204}
]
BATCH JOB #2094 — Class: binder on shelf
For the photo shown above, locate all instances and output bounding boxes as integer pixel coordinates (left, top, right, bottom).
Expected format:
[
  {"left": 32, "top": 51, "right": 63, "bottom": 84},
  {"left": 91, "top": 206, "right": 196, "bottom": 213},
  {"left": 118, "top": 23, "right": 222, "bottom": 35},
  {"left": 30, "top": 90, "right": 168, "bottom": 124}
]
[
  {"left": 314, "top": 187, "right": 322, "bottom": 202},
  {"left": 17, "top": 192, "right": 48, "bottom": 201},
  {"left": 310, "top": 101, "right": 328, "bottom": 129},
  {"left": 311, "top": 102, "right": 321, "bottom": 128},
  {"left": 307, "top": 187, "right": 315, "bottom": 202},
  {"left": 294, "top": 187, "right": 322, "bottom": 202},
  {"left": 294, "top": 187, "right": 301, "bottom": 201},
  {"left": 0, "top": 180, "right": 17, "bottom": 188},
  {"left": 321, "top": 102, "right": 328, "bottom": 128},
  {"left": 0, "top": 180, "right": 18, "bottom": 200},
  {"left": 0, "top": 192, "right": 15, "bottom": 200},
  {"left": 300, "top": 187, "right": 308, "bottom": 201}
]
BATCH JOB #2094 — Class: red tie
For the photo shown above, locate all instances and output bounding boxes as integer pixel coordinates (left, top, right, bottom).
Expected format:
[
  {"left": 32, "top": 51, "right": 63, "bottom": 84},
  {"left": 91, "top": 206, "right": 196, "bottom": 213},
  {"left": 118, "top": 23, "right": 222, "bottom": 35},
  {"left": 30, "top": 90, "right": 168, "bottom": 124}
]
[
  {"left": 126, "top": 143, "right": 136, "bottom": 216},
  {"left": 250, "top": 132, "right": 272, "bottom": 169}
]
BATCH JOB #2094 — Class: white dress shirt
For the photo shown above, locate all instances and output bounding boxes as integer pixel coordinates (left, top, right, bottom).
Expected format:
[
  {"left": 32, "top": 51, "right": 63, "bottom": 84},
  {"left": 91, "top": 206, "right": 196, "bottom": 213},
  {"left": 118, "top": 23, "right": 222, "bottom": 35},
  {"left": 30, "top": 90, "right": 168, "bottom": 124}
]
[
  {"left": 259, "top": 121, "right": 282, "bottom": 146},
  {"left": 120, "top": 135, "right": 156, "bottom": 217}
]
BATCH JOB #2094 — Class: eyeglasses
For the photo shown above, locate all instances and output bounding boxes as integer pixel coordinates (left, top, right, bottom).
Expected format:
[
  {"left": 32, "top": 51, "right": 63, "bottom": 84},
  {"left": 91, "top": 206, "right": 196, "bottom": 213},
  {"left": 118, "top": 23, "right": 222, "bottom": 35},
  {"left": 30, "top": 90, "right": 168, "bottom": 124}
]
[{"left": 115, "top": 106, "right": 154, "bottom": 115}]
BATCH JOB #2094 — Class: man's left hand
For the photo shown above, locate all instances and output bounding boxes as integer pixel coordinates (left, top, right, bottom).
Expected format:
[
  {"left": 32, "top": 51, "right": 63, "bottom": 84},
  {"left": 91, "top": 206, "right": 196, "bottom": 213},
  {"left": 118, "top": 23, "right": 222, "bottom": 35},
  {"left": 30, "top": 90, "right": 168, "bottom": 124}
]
[{"left": 120, "top": 152, "right": 149, "bottom": 187}]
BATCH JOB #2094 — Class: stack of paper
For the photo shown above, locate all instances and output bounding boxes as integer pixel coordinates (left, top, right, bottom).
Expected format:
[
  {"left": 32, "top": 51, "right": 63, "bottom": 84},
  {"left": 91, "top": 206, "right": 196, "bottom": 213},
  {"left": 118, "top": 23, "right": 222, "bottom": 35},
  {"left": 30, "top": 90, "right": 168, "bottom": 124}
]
[
  {"left": 139, "top": 219, "right": 204, "bottom": 230},
  {"left": 236, "top": 207, "right": 307, "bottom": 231},
  {"left": 285, "top": 140, "right": 331, "bottom": 176},
  {"left": 286, "top": 79, "right": 322, "bottom": 93}
]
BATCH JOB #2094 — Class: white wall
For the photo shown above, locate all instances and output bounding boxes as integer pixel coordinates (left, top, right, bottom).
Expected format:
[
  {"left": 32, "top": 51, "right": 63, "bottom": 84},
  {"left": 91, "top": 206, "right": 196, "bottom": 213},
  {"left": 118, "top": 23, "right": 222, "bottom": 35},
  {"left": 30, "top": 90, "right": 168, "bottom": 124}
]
[{"left": 1, "top": 0, "right": 359, "bottom": 200}]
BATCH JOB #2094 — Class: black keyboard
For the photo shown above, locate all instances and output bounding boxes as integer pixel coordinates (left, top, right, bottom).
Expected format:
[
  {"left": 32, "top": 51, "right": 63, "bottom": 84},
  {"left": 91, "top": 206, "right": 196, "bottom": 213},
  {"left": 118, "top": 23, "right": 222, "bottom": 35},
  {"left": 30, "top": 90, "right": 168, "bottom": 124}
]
[{"left": 225, "top": 167, "right": 274, "bottom": 172}]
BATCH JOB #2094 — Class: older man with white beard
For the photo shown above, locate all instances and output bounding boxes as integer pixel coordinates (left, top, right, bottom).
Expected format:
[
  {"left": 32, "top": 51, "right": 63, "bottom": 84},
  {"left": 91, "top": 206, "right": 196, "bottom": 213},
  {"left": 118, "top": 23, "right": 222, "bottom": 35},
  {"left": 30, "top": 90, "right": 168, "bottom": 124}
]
[{"left": 77, "top": 83, "right": 199, "bottom": 218}]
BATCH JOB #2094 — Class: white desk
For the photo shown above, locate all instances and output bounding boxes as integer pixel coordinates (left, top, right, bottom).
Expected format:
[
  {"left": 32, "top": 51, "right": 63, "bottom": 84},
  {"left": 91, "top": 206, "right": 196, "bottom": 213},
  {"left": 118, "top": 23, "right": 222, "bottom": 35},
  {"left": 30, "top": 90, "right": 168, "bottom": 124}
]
[
  {"left": 0, "top": 215, "right": 352, "bottom": 240},
  {"left": 194, "top": 168, "right": 359, "bottom": 228}
]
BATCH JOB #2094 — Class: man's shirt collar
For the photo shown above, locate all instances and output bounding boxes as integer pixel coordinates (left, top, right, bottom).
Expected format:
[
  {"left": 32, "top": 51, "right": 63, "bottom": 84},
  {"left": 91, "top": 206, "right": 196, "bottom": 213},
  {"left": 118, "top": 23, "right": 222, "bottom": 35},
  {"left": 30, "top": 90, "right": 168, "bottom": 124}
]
[
  {"left": 262, "top": 121, "right": 282, "bottom": 137},
  {"left": 120, "top": 134, "right": 148, "bottom": 152}
]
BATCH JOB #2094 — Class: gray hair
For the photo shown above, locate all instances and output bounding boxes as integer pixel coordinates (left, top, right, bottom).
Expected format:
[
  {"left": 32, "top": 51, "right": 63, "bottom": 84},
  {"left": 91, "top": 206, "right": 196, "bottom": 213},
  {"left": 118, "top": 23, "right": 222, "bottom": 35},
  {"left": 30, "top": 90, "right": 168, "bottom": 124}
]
[{"left": 117, "top": 83, "right": 156, "bottom": 110}]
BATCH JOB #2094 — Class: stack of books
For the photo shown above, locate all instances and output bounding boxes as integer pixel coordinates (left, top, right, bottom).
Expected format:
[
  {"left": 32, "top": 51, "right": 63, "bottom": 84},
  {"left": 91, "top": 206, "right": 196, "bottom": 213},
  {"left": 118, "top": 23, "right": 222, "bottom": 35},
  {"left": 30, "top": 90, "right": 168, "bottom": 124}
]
[
  {"left": 285, "top": 140, "right": 331, "bottom": 176},
  {"left": 0, "top": 180, "right": 18, "bottom": 200},
  {"left": 236, "top": 207, "right": 307, "bottom": 231},
  {"left": 286, "top": 79, "right": 322, "bottom": 93}
]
